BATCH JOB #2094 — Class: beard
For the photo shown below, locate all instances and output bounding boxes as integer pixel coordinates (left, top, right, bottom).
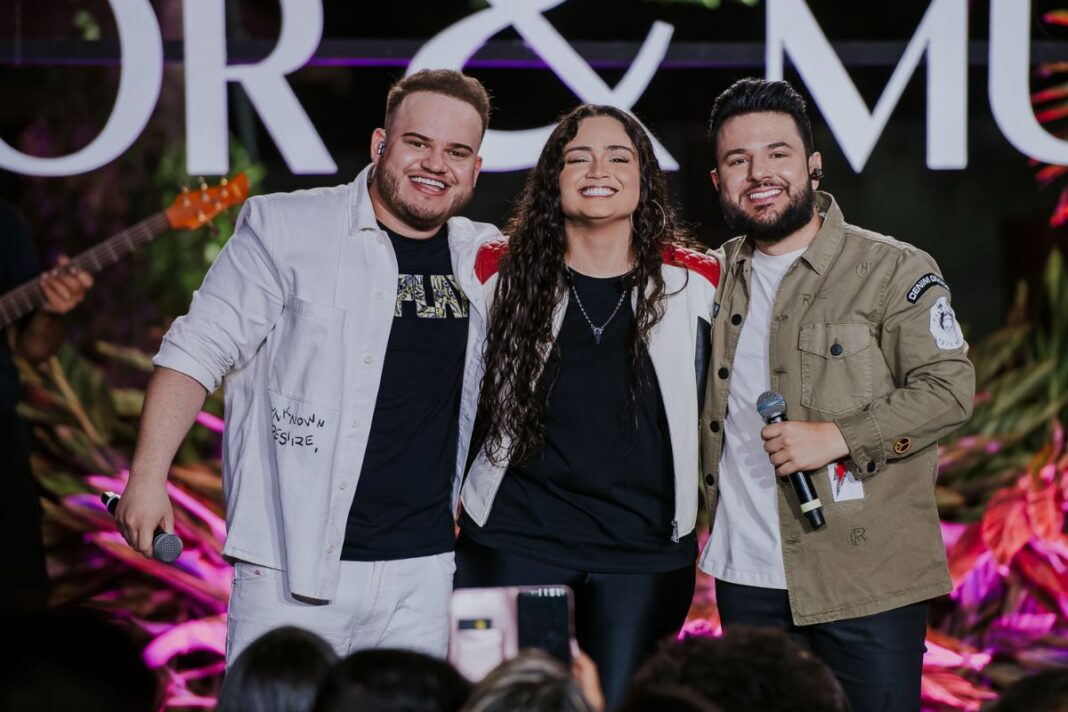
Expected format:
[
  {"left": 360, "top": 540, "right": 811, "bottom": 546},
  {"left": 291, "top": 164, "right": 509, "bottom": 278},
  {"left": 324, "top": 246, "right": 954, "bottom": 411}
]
[
  {"left": 372, "top": 162, "right": 474, "bottom": 232},
  {"left": 720, "top": 182, "right": 817, "bottom": 244}
]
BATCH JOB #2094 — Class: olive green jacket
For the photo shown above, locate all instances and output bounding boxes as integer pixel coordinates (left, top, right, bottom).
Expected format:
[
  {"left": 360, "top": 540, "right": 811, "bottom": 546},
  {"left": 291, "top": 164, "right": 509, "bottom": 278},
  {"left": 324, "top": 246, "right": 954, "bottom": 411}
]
[{"left": 699, "top": 192, "right": 974, "bottom": 625}]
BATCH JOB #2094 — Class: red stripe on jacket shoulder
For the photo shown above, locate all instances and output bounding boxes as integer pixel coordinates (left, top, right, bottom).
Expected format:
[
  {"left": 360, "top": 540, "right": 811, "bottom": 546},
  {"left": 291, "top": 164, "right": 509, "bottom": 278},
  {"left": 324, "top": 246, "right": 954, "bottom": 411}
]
[
  {"left": 476, "top": 239, "right": 508, "bottom": 283},
  {"left": 661, "top": 245, "right": 720, "bottom": 288},
  {"left": 476, "top": 240, "right": 510, "bottom": 283}
]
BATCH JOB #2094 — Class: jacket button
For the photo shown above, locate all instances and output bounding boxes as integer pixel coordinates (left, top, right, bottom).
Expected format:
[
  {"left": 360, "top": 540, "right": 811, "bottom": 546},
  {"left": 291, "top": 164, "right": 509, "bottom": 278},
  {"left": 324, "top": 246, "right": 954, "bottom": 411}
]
[
  {"left": 704, "top": 474, "right": 715, "bottom": 486},
  {"left": 718, "top": 367, "right": 729, "bottom": 380},
  {"left": 709, "top": 420, "right": 720, "bottom": 433},
  {"left": 867, "top": 461, "right": 876, "bottom": 473},
  {"left": 730, "top": 314, "right": 742, "bottom": 326},
  {"left": 830, "top": 343, "right": 843, "bottom": 356}
]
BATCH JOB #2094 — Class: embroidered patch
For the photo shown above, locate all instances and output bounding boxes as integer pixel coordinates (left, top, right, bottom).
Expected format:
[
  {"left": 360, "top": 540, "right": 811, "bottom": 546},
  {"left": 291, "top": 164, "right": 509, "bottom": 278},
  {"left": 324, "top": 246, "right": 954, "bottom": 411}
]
[
  {"left": 894, "top": 437, "right": 912, "bottom": 455},
  {"left": 929, "top": 296, "right": 964, "bottom": 350},
  {"left": 906, "top": 272, "right": 950, "bottom": 303},
  {"left": 850, "top": 527, "right": 868, "bottom": 547}
]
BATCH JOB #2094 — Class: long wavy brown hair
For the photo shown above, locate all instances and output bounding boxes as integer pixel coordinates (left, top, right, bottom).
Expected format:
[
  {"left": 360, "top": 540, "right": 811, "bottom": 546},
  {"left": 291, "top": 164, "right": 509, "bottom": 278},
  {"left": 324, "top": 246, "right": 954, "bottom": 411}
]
[{"left": 478, "top": 104, "right": 692, "bottom": 466}]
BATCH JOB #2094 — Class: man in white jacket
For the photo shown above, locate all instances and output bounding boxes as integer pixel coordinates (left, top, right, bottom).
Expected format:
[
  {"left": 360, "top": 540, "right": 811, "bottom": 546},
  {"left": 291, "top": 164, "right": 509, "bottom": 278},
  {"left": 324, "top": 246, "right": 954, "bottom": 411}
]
[{"left": 117, "top": 69, "right": 500, "bottom": 662}]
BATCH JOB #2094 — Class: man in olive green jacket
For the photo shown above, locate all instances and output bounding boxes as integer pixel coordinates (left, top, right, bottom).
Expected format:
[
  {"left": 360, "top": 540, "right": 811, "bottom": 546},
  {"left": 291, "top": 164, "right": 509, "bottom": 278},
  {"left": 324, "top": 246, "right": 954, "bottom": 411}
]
[{"left": 699, "top": 78, "right": 974, "bottom": 712}]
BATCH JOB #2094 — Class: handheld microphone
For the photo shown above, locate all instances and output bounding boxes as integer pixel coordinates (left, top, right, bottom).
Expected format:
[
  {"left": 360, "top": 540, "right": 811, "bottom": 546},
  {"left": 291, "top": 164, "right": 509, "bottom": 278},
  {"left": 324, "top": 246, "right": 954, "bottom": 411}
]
[
  {"left": 755, "top": 391, "right": 826, "bottom": 530},
  {"left": 101, "top": 491, "right": 184, "bottom": 563}
]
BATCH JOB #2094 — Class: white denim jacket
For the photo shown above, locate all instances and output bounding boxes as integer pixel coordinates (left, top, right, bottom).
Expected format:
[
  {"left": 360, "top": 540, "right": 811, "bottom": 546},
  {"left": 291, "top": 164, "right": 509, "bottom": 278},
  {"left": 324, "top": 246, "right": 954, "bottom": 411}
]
[
  {"left": 154, "top": 164, "right": 501, "bottom": 601},
  {"left": 462, "top": 244, "right": 720, "bottom": 543}
]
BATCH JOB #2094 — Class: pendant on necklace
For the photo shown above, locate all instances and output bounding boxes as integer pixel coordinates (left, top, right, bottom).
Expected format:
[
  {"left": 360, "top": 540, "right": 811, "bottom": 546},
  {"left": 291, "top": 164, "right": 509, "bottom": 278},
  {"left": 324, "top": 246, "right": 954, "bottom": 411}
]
[{"left": 592, "top": 327, "right": 604, "bottom": 344}]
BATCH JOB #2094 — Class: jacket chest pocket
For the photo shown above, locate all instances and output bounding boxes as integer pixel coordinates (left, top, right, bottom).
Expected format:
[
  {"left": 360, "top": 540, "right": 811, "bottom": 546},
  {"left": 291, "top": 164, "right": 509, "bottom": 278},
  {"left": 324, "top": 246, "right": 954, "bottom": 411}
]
[
  {"left": 798, "top": 322, "right": 872, "bottom": 415},
  {"left": 268, "top": 298, "right": 346, "bottom": 409}
]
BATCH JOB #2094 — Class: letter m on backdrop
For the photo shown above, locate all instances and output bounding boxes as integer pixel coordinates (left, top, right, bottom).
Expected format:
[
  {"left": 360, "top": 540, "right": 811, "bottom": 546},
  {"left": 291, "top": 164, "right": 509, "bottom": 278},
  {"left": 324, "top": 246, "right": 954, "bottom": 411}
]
[{"left": 766, "top": 0, "right": 967, "bottom": 172}]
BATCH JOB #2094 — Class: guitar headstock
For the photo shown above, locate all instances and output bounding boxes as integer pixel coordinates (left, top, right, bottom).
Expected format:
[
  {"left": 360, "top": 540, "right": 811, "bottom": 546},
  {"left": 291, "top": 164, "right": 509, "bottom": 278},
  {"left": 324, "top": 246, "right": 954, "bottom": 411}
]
[{"left": 165, "top": 174, "right": 249, "bottom": 231}]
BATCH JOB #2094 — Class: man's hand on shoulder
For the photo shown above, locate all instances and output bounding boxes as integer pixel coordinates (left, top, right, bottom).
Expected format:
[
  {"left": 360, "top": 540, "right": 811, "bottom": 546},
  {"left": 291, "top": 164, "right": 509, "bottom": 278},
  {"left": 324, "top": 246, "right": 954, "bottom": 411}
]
[{"left": 761, "top": 421, "right": 849, "bottom": 476}]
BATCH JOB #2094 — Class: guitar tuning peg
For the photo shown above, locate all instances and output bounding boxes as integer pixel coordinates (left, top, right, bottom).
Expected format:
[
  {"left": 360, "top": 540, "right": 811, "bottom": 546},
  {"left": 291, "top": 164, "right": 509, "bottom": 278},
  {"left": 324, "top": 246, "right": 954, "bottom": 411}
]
[
  {"left": 221, "top": 188, "right": 230, "bottom": 198},
  {"left": 220, "top": 177, "right": 228, "bottom": 186},
  {"left": 197, "top": 210, "right": 206, "bottom": 222},
  {"left": 214, "top": 201, "right": 223, "bottom": 210}
]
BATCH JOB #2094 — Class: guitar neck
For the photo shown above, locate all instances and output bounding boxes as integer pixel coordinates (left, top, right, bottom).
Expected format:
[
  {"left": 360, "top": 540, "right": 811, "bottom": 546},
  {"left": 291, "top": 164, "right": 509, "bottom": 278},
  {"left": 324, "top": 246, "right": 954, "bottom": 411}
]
[{"left": 0, "top": 212, "right": 170, "bottom": 330}]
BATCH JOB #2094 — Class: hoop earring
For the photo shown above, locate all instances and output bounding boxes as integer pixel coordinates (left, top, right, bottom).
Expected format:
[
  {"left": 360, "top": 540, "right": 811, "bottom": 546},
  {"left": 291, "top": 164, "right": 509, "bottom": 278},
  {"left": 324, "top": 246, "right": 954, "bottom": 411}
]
[{"left": 630, "top": 199, "right": 667, "bottom": 241}]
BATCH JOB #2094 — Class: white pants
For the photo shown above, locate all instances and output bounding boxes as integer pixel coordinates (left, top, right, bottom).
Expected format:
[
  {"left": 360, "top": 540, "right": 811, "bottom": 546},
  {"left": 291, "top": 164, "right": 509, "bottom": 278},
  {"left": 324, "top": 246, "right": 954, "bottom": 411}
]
[{"left": 225, "top": 551, "right": 455, "bottom": 665}]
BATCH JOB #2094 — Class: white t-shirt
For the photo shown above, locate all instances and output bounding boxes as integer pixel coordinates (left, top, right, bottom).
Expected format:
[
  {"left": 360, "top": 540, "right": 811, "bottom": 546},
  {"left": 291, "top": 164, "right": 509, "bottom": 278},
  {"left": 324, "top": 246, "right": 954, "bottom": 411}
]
[{"left": 700, "top": 246, "right": 805, "bottom": 589}]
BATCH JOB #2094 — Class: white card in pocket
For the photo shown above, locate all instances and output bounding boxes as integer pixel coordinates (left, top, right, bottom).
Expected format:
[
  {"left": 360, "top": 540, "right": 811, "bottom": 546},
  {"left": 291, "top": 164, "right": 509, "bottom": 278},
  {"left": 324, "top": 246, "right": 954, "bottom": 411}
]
[{"left": 827, "top": 463, "right": 865, "bottom": 502}]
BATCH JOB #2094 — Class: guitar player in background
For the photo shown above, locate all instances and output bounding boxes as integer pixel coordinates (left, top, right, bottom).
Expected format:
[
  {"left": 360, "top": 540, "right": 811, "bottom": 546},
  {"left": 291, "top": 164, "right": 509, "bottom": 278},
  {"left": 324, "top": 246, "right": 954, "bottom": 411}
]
[{"left": 1, "top": 199, "right": 94, "bottom": 608}]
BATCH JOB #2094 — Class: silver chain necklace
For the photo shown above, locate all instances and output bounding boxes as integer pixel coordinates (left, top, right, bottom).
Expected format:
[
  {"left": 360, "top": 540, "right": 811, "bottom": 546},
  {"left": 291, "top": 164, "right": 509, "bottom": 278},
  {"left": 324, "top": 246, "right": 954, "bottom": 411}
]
[{"left": 565, "top": 266, "right": 630, "bottom": 344}]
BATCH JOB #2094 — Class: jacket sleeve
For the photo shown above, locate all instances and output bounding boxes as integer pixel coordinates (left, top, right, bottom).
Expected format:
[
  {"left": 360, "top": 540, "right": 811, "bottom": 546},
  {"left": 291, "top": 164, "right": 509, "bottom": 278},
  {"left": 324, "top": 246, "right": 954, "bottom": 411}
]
[
  {"left": 833, "top": 248, "right": 975, "bottom": 477},
  {"left": 153, "top": 197, "right": 286, "bottom": 392}
]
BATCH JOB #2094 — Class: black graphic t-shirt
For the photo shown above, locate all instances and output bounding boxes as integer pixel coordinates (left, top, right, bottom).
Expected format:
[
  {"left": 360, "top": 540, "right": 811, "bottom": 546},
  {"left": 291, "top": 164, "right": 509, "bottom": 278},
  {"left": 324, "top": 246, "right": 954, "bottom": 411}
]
[
  {"left": 342, "top": 224, "right": 469, "bottom": 561},
  {"left": 461, "top": 269, "right": 696, "bottom": 573}
]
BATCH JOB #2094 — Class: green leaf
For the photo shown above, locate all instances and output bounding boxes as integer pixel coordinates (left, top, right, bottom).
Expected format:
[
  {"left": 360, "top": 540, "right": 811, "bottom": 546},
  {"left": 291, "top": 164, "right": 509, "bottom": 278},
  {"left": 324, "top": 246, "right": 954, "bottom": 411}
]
[
  {"left": 96, "top": 341, "right": 155, "bottom": 373},
  {"left": 55, "top": 344, "right": 119, "bottom": 443}
]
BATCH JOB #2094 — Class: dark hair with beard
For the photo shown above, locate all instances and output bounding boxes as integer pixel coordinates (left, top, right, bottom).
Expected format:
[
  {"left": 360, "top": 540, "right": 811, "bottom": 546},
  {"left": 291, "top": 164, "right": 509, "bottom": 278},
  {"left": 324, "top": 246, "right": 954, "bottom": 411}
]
[
  {"left": 477, "top": 104, "right": 693, "bottom": 467},
  {"left": 385, "top": 69, "right": 491, "bottom": 136},
  {"left": 707, "top": 78, "right": 814, "bottom": 158},
  {"left": 707, "top": 78, "right": 820, "bottom": 243},
  {"left": 718, "top": 180, "right": 817, "bottom": 244}
]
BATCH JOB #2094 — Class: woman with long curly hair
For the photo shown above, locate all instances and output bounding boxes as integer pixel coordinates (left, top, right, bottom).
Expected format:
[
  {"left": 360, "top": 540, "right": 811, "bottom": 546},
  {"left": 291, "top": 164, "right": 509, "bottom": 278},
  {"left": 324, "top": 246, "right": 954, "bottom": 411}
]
[{"left": 456, "top": 105, "right": 719, "bottom": 705}]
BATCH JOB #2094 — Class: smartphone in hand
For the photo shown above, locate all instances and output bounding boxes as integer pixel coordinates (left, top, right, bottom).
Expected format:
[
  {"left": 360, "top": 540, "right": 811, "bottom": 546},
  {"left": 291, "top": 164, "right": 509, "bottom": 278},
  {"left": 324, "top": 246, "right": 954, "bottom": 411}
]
[{"left": 448, "top": 585, "right": 575, "bottom": 681}]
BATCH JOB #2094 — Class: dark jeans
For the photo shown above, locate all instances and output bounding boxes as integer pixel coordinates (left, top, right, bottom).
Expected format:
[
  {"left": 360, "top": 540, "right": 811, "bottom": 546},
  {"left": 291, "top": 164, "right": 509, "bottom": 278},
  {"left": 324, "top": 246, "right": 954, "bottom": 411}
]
[
  {"left": 715, "top": 579, "right": 929, "bottom": 712},
  {"left": 455, "top": 533, "right": 696, "bottom": 709}
]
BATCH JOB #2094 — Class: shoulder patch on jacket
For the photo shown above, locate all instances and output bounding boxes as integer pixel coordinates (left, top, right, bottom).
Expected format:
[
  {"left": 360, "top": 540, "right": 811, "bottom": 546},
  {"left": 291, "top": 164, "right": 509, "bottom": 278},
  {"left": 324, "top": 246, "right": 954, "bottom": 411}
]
[
  {"left": 476, "top": 240, "right": 509, "bottom": 284},
  {"left": 661, "top": 245, "right": 720, "bottom": 287}
]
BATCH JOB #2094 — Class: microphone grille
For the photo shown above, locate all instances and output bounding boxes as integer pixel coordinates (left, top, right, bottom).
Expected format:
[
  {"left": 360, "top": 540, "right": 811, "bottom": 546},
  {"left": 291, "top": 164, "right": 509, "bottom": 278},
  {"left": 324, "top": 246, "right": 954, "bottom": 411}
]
[
  {"left": 756, "top": 391, "right": 787, "bottom": 420},
  {"left": 153, "top": 533, "right": 184, "bottom": 564}
]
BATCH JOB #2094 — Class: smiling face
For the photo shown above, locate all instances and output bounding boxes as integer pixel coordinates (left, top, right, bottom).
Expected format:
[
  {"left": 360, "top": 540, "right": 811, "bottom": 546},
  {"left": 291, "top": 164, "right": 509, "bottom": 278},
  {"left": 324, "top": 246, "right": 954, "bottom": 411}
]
[
  {"left": 558, "top": 115, "right": 641, "bottom": 229},
  {"left": 711, "top": 111, "right": 822, "bottom": 244},
  {"left": 369, "top": 91, "right": 484, "bottom": 236}
]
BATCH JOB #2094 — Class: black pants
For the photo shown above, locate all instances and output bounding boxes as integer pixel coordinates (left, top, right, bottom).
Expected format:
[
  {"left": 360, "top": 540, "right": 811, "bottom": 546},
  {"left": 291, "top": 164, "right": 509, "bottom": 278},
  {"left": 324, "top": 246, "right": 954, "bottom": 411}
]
[
  {"left": 455, "top": 534, "right": 696, "bottom": 708},
  {"left": 715, "top": 579, "right": 928, "bottom": 712}
]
